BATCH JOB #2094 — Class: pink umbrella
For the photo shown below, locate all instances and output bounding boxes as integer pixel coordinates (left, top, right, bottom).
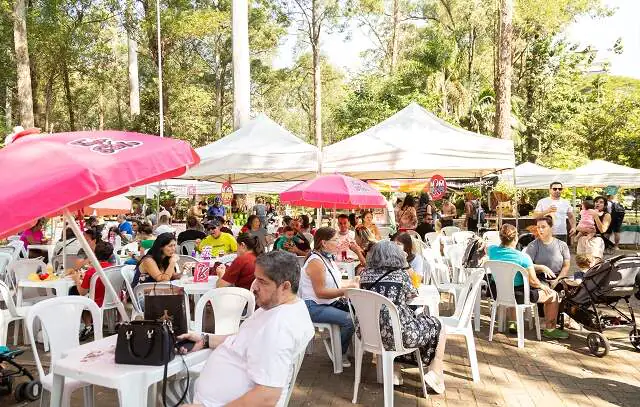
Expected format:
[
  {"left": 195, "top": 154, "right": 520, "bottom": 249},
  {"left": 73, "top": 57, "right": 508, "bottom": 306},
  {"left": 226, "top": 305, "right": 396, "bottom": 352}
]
[
  {"left": 0, "top": 130, "right": 199, "bottom": 320},
  {"left": 85, "top": 194, "right": 132, "bottom": 216},
  {"left": 280, "top": 174, "right": 386, "bottom": 209},
  {"left": 0, "top": 130, "right": 199, "bottom": 237}
]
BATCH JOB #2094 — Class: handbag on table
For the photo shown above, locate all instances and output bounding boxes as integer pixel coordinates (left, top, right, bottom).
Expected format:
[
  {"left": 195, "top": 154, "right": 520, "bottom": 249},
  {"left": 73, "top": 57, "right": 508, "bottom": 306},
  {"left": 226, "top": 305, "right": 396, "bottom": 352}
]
[{"left": 143, "top": 284, "right": 188, "bottom": 336}]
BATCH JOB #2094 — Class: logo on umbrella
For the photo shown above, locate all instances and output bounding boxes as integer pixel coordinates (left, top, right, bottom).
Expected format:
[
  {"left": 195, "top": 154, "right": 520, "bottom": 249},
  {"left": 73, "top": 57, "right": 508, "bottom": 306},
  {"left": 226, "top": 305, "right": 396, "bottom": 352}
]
[{"left": 68, "top": 138, "right": 143, "bottom": 155}]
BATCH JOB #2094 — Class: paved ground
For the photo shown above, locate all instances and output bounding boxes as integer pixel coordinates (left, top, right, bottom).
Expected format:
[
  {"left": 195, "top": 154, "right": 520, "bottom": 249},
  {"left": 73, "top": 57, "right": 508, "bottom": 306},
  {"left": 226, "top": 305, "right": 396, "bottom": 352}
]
[{"left": 3, "top": 297, "right": 640, "bottom": 407}]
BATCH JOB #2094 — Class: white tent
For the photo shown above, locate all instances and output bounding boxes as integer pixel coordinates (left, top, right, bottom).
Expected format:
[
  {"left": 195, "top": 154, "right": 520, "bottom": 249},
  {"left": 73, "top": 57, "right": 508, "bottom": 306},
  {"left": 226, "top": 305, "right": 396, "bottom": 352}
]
[
  {"left": 500, "top": 162, "right": 571, "bottom": 189},
  {"left": 181, "top": 114, "right": 319, "bottom": 183},
  {"left": 570, "top": 160, "right": 640, "bottom": 187},
  {"left": 128, "top": 179, "right": 298, "bottom": 198},
  {"left": 322, "top": 103, "right": 515, "bottom": 180}
]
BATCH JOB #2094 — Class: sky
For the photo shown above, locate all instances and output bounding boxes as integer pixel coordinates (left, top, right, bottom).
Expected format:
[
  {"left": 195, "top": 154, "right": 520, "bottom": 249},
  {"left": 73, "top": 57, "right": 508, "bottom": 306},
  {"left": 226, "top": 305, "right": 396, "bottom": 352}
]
[{"left": 273, "top": 0, "right": 640, "bottom": 79}]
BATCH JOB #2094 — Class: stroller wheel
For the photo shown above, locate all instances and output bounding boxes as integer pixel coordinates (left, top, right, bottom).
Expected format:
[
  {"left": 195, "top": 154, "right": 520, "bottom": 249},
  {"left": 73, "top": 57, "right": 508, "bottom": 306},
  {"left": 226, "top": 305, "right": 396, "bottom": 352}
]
[
  {"left": 0, "top": 375, "right": 13, "bottom": 395},
  {"left": 630, "top": 328, "right": 640, "bottom": 351},
  {"left": 587, "top": 332, "right": 610, "bottom": 357},
  {"left": 23, "top": 380, "right": 42, "bottom": 401}
]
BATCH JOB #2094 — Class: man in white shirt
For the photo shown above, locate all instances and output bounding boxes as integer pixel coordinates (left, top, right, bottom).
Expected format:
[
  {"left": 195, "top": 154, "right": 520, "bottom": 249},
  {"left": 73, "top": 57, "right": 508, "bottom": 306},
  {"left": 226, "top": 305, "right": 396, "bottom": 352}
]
[
  {"left": 533, "top": 181, "right": 576, "bottom": 244},
  {"left": 336, "top": 214, "right": 357, "bottom": 259},
  {"left": 179, "top": 251, "right": 314, "bottom": 407},
  {"left": 153, "top": 215, "right": 176, "bottom": 236}
]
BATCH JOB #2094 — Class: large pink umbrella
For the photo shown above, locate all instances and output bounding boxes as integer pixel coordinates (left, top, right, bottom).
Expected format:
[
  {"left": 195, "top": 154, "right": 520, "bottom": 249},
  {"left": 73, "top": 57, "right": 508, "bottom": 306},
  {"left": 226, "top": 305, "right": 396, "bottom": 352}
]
[
  {"left": 0, "top": 130, "right": 199, "bottom": 320},
  {"left": 280, "top": 174, "right": 386, "bottom": 209}
]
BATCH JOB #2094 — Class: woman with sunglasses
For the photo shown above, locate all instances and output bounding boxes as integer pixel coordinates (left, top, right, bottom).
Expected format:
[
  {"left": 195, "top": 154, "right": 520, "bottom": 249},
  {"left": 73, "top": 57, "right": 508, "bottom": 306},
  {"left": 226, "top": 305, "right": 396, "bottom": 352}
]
[{"left": 533, "top": 181, "right": 576, "bottom": 244}]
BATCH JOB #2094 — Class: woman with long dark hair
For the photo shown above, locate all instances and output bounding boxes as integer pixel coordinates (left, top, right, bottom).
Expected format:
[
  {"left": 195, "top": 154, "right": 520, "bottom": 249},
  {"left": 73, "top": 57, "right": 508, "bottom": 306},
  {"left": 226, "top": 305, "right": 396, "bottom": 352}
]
[
  {"left": 216, "top": 233, "right": 264, "bottom": 290},
  {"left": 132, "top": 232, "right": 180, "bottom": 287},
  {"left": 241, "top": 214, "right": 267, "bottom": 248},
  {"left": 397, "top": 195, "right": 418, "bottom": 232}
]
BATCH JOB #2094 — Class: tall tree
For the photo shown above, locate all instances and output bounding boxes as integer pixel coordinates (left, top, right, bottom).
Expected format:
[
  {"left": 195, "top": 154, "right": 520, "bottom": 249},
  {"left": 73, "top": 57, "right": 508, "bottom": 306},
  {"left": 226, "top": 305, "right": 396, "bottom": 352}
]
[
  {"left": 494, "top": 0, "right": 512, "bottom": 139},
  {"left": 12, "top": 0, "right": 33, "bottom": 127},
  {"left": 125, "top": 0, "right": 140, "bottom": 117}
]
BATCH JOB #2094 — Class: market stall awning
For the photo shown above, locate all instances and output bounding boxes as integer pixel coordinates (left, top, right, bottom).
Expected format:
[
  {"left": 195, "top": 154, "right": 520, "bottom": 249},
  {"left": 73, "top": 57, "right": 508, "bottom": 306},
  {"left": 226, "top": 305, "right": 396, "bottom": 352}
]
[
  {"left": 181, "top": 114, "right": 319, "bottom": 183},
  {"left": 500, "top": 162, "right": 572, "bottom": 189},
  {"left": 570, "top": 160, "right": 640, "bottom": 187},
  {"left": 322, "top": 103, "right": 515, "bottom": 180}
]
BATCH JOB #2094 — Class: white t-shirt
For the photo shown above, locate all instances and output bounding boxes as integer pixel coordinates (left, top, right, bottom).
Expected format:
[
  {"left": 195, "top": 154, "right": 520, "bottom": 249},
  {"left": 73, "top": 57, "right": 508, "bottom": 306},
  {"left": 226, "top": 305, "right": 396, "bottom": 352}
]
[
  {"left": 153, "top": 224, "right": 175, "bottom": 236},
  {"left": 535, "top": 197, "right": 572, "bottom": 235},
  {"left": 194, "top": 299, "right": 314, "bottom": 407}
]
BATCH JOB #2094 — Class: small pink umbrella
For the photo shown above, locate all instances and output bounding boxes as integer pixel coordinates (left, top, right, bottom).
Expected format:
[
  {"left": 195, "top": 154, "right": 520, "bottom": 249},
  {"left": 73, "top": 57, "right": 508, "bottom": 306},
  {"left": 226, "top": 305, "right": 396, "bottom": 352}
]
[
  {"left": 280, "top": 174, "right": 386, "bottom": 209},
  {"left": 0, "top": 130, "right": 199, "bottom": 321}
]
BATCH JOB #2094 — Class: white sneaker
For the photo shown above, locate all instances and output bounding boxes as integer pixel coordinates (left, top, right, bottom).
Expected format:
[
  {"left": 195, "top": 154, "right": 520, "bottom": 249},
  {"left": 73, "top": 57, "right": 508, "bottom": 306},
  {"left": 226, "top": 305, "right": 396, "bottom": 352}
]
[
  {"left": 342, "top": 355, "right": 351, "bottom": 368},
  {"left": 424, "top": 371, "right": 445, "bottom": 394}
]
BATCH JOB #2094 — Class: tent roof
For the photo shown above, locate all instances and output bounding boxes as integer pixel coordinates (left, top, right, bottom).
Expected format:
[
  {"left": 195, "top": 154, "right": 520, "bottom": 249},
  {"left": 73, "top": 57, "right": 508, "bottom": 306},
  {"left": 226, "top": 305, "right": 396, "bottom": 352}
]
[
  {"left": 128, "top": 179, "right": 298, "bottom": 198},
  {"left": 181, "top": 114, "right": 319, "bottom": 183},
  {"left": 322, "top": 103, "right": 515, "bottom": 180},
  {"left": 571, "top": 159, "right": 640, "bottom": 187},
  {"left": 501, "top": 162, "right": 571, "bottom": 189}
]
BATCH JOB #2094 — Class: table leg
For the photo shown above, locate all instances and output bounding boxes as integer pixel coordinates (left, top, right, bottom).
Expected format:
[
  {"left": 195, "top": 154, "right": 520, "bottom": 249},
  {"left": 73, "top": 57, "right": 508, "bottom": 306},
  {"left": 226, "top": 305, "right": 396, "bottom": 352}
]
[
  {"left": 50, "top": 373, "right": 65, "bottom": 407},
  {"left": 118, "top": 382, "right": 148, "bottom": 407}
]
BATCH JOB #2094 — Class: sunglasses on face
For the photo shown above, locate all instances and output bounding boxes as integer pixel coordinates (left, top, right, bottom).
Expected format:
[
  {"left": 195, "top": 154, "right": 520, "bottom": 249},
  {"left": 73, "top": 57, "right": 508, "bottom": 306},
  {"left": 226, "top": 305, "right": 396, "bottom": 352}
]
[{"left": 551, "top": 187, "right": 563, "bottom": 191}]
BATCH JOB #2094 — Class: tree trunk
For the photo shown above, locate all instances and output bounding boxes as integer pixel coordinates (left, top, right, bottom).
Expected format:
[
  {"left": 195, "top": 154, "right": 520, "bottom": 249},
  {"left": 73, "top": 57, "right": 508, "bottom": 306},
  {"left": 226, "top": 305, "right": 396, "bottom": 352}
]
[
  {"left": 389, "top": 0, "right": 399, "bottom": 73},
  {"left": 4, "top": 85, "right": 12, "bottom": 128},
  {"left": 61, "top": 60, "right": 75, "bottom": 130},
  {"left": 494, "top": 0, "right": 513, "bottom": 140},
  {"left": 12, "top": 0, "right": 34, "bottom": 128},
  {"left": 127, "top": 36, "right": 141, "bottom": 117},
  {"left": 98, "top": 88, "right": 105, "bottom": 130},
  {"left": 44, "top": 70, "right": 55, "bottom": 131},
  {"left": 312, "top": 0, "right": 322, "bottom": 172},
  {"left": 30, "top": 57, "right": 41, "bottom": 127},
  {"left": 232, "top": 0, "right": 250, "bottom": 130}
]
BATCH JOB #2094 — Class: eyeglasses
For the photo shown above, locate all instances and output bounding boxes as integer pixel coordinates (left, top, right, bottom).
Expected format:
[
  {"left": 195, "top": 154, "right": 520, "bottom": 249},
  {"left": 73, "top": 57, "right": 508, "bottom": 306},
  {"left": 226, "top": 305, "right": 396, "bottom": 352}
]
[{"left": 551, "top": 187, "right": 563, "bottom": 191}]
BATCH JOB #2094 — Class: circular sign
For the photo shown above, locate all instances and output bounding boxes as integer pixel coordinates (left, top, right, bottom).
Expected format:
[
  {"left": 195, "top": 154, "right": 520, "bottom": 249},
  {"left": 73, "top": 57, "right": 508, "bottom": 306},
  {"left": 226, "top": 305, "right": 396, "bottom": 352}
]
[
  {"left": 220, "top": 182, "right": 233, "bottom": 206},
  {"left": 430, "top": 175, "right": 447, "bottom": 200}
]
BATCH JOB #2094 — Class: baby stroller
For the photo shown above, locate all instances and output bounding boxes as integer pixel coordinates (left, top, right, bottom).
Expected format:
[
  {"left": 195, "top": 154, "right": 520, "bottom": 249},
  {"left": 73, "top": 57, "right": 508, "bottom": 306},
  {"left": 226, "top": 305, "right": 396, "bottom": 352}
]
[
  {"left": 0, "top": 346, "right": 42, "bottom": 402},
  {"left": 557, "top": 254, "right": 640, "bottom": 357}
]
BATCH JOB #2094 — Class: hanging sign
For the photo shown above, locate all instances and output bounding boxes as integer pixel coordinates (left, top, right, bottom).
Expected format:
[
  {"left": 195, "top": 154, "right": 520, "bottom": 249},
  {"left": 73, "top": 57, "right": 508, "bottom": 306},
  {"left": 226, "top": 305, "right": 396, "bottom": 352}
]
[
  {"left": 430, "top": 175, "right": 447, "bottom": 200},
  {"left": 221, "top": 181, "right": 234, "bottom": 206}
]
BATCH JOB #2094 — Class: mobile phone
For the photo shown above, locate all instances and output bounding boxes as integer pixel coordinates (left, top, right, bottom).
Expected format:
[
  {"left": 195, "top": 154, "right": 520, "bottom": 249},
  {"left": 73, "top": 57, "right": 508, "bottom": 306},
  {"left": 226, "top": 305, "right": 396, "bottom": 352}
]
[{"left": 175, "top": 339, "right": 196, "bottom": 352}]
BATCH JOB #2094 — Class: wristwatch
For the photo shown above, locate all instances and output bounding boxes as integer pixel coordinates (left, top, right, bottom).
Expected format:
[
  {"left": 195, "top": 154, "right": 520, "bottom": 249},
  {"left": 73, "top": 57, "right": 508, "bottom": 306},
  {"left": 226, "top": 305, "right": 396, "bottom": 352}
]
[{"left": 201, "top": 333, "right": 209, "bottom": 349}]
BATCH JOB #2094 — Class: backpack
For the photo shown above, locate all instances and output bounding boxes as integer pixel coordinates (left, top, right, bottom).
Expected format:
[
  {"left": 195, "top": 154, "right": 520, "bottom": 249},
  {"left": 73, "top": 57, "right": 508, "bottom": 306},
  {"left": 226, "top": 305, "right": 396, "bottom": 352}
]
[
  {"left": 611, "top": 201, "right": 626, "bottom": 218},
  {"left": 471, "top": 200, "right": 485, "bottom": 224},
  {"left": 462, "top": 236, "right": 487, "bottom": 268}
]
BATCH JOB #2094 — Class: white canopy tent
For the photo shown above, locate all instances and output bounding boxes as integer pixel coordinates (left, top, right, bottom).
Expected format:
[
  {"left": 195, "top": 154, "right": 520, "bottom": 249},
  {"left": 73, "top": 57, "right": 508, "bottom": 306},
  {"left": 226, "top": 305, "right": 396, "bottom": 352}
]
[
  {"left": 500, "top": 162, "right": 571, "bottom": 189},
  {"left": 128, "top": 179, "right": 298, "bottom": 198},
  {"left": 322, "top": 103, "right": 516, "bottom": 180},
  {"left": 570, "top": 160, "right": 640, "bottom": 187},
  {"left": 181, "top": 114, "right": 319, "bottom": 183}
]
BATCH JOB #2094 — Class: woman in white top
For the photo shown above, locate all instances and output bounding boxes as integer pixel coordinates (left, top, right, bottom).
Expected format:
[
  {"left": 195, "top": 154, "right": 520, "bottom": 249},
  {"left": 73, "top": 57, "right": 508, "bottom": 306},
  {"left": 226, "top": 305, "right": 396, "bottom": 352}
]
[{"left": 299, "top": 227, "right": 358, "bottom": 368}]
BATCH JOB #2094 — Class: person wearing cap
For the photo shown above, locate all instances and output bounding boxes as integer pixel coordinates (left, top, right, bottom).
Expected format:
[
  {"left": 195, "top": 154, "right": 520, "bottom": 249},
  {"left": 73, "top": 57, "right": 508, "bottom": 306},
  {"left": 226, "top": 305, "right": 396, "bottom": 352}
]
[
  {"left": 198, "top": 220, "right": 237, "bottom": 254},
  {"left": 208, "top": 197, "right": 226, "bottom": 220}
]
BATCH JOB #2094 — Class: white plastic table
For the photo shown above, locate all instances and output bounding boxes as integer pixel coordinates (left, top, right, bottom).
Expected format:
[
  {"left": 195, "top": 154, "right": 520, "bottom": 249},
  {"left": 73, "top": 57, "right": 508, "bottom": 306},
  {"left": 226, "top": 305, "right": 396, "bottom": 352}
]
[
  {"left": 172, "top": 275, "right": 219, "bottom": 296},
  {"left": 16, "top": 277, "right": 75, "bottom": 306},
  {"left": 51, "top": 334, "right": 212, "bottom": 407},
  {"left": 408, "top": 284, "right": 441, "bottom": 317}
]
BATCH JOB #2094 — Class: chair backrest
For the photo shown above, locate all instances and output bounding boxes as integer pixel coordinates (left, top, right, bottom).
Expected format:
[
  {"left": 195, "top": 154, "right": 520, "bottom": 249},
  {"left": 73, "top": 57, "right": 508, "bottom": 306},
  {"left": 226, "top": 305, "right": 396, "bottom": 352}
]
[
  {"left": 0, "top": 280, "right": 19, "bottom": 317},
  {"left": 0, "top": 253, "right": 12, "bottom": 285},
  {"left": 277, "top": 351, "right": 306, "bottom": 407},
  {"left": 345, "top": 288, "right": 406, "bottom": 354},
  {"left": 441, "top": 226, "right": 461, "bottom": 236},
  {"left": 119, "top": 241, "right": 139, "bottom": 256},
  {"left": 178, "top": 240, "right": 197, "bottom": 256},
  {"left": 450, "top": 269, "right": 486, "bottom": 328},
  {"left": 0, "top": 246, "right": 17, "bottom": 260},
  {"left": 405, "top": 230, "right": 421, "bottom": 241},
  {"left": 120, "top": 265, "right": 139, "bottom": 315},
  {"left": 7, "top": 259, "right": 47, "bottom": 298},
  {"left": 6, "top": 240, "right": 27, "bottom": 258},
  {"left": 52, "top": 254, "right": 81, "bottom": 273},
  {"left": 444, "top": 244, "right": 466, "bottom": 281},
  {"left": 193, "top": 287, "right": 255, "bottom": 334},
  {"left": 378, "top": 226, "right": 392, "bottom": 240},
  {"left": 424, "top": 232, "right": 439, "bottom": 246},
  {"left": 453, "top": 231, "right": 475, "bottom": 244},
  {"left": 484, "top": 260, "right": 532, "bottom": 305},
  {"left": 132, "top": 282, "right": 174, "bottom": 313},
  {"left": 26, "top": 296, "right": 103, "bottom": 379},
  {"left": 178, "top": 255, "right": 198, "bottom": 273},
  {"left": 483, "top": 231, "right": 500, "bottom": 246},
  {"left": 89, "top": 265, "right": 125, "bottom": 310}
]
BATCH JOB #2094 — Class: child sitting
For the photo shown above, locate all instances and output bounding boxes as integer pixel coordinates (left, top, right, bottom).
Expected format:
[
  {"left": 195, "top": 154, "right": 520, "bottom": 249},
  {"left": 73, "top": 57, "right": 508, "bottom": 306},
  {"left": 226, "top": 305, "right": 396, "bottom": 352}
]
[
  {"left": 574, "top": 253, "right": 596, "bottom": 281},
  {"left": 577, "top": 199, "right": 596, "bottom": 240},
  {"left": 274, "top": 226, "right": 295, "bottom": 251}
]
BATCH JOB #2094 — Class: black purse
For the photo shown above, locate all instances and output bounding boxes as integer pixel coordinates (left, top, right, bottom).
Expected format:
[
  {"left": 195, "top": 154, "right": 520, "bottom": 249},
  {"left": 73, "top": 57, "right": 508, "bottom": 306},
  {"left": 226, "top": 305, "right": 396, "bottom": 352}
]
[{"left": 115, "top": 320, "right": 189, "bottom": 407}]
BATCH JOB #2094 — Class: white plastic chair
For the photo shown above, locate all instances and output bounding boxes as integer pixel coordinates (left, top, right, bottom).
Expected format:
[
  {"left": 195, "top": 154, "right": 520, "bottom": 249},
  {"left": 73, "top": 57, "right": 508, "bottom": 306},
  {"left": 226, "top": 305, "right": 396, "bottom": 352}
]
[
  {"left": 483, "top": 231, "right": 500, "bottom": 246},
  {"left": 440, "top": 269, "right": 485, "bottom": 382},
  {"left": 89, "top": 265, "right": 126, "bottom": 331},
  {"left": 424, "top": 232, "right": 439, "bottom": 246},
  {"left": 26, "top": 296, "right": 102, "bottom": 407},
  {"left": 0, "top": 246, "right": 19, "bottom": 261},
  {"left": 404, "top": 230, "right": 421, "bottom": 241},
  {"left": 378, "top": 227, "right": 392, "bottom": 240},
  {"left": 486, "top": 261, "right": 541, "bottom": 349},
  {"left": 178, "top": 240, "right": 197, "bottom": 256},
  {"left": 52, "top": 254, "right": 81, "bottom": 273},
  {"left": 441, "top": 226, "right": 461, "bottom": 236},
  {"left": 278, "top": 351, "right": 306, "bottom": 407},
  {"left": 8, "top": 258, "right": 51, "bottom": 305},
  {"left": 178, "top": 255, "right": 198, "bottom": 274},
  {"left": 452, "top": 231, "right": 475, "bottom": 244},
  {"left": 346, "top": 289, "right": 428, "bottom": 406},
  {"left": 132, "top": 282, "right": 191, "bottom": 327},
  {"left": 192, "top": 287, "right": 255, "bottom": 334},
  {"left": 119, "top": 265, "right": 140, "bottom": 319},
  {"left": 444, "top": 244, "right": 467, "bottom": 283},
  {"left": 0, "top": 252, "right": 12, "bottom": 286},
  {"left": 0, "top": 280, "right": 31, "bottom": 346},
  {"left": 308, "top": 322, "right": 343, "bottom": 374},
  {"left": 118, "top": 241, "right": 138, "bottom": 257}
]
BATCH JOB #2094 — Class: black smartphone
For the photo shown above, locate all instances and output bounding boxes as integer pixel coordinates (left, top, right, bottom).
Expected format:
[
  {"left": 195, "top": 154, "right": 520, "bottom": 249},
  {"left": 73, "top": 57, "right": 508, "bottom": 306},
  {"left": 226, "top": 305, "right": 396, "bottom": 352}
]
[{"left": 175, "top": 339, "right": 196, "bottom": 352}]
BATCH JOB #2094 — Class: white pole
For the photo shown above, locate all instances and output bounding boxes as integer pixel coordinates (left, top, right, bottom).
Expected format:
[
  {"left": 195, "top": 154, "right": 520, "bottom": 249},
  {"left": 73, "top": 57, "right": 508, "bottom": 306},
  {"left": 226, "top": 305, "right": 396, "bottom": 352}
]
[
  {"left": 64, "top": 210, "right": 129, "bottom": 322},
  {"left": 232, "top": 0, "right": 250, "bottom": 130},
  {"left": 513, "top": 168, "right": 519, "bottom": 232},
  {"left": 156, "top": 0, "right": 164, "bottom": 138}
]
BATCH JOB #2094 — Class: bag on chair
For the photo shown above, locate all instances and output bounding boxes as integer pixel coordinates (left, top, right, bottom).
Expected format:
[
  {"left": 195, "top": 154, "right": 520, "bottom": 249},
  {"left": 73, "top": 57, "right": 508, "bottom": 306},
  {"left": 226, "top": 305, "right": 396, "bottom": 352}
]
[{"left": 144, "top": 285, "right": 188, "bottom": 336}]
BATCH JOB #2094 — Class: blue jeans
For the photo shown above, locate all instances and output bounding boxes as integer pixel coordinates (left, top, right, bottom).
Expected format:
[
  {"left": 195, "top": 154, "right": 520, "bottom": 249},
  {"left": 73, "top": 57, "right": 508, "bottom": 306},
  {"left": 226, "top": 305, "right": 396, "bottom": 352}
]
[{"left": 305, "top": 300, "right": 354, "bottom": 354}]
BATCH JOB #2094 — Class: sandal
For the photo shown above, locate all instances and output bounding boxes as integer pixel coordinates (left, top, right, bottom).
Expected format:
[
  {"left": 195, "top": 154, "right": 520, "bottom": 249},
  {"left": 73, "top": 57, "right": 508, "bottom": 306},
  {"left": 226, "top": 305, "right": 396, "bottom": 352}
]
[
  {"left": 543, "top": 328, "right": 569, "bottom": 340},
  {"left": 507, "top": 321, "right": 517, "bottom": 334},
  {"left": 423, "top": 371, "right": 445, "bottom": 394}
]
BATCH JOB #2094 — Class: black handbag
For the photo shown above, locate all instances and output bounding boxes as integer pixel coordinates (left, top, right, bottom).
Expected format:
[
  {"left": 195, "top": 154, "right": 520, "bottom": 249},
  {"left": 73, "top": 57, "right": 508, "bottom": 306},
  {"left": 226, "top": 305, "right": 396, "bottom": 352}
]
[
  {"left": 115, "top": 320, "right": 189, "bottom": 407},
  {"left": 143, "top": 284, "right": 188, "bottom": 336}
]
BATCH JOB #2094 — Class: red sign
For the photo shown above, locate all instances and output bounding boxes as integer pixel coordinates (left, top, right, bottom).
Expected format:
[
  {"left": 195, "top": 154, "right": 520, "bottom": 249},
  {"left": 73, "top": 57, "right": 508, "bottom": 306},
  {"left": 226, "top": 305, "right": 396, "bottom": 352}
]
[
  {"left": 193, "top": 262, "right": 210, "bottom": 282},
  {"left": 430, "top": 175, "right": 447, "bottom": 200},
  {"left": 220, "top": 181, "right": 233, "bottom": 206}
]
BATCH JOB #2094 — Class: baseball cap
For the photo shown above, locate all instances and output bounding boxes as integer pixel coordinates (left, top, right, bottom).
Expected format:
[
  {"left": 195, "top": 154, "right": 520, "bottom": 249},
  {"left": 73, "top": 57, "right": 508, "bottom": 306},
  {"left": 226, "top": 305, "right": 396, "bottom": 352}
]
[{"left": 205, "top": 219, "right": 220, "bottom": 229}]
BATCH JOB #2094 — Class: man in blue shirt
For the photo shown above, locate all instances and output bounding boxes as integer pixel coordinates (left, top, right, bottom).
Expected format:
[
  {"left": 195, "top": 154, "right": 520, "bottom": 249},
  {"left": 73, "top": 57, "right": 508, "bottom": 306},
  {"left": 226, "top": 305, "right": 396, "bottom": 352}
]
[
  {"left": 208, "top": 197, "right": 226, "bottom": 220},
  {"left": 117, "top": 214, "right": 133, "bottom": 235}
]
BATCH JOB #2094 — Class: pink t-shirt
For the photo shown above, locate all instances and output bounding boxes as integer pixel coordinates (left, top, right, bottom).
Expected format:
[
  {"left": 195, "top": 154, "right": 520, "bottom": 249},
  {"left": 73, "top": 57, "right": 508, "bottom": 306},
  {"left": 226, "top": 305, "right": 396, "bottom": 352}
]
[
  {"left": 578, "top": 209, "right": 594, "bottom": 229},
  {"left": 20, "top": 229, "right": 44, "bottom": 248}
]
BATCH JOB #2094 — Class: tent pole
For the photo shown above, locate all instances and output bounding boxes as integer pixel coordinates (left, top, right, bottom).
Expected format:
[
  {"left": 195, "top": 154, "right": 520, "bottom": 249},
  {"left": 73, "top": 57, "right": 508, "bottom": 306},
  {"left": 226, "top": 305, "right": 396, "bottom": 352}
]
[
  {"left": 64, "top": 210, "right": 129, "bottom": 322},
  {"left": 62, "top": 223, "right": 67, "bottom": 271},
  {"left": 513, "top": 168, "right": 519, "bottom": 233}
]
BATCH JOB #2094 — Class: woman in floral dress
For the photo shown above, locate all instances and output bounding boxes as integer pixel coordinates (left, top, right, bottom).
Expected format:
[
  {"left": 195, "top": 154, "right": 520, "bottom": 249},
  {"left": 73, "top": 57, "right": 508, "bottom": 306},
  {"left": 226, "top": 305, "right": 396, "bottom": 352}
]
[{"left": 359, "top": 240, "right": 447, "bottom": 393}]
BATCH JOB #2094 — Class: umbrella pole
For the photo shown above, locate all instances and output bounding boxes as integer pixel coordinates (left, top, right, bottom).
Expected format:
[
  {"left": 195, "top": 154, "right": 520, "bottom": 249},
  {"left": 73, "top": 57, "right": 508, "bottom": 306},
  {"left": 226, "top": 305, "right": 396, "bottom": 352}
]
[
  {"left": 64, "top": 210, "right": 130, "bottom": 322},
  {"left": 62, "top": 224, "right": 67, "bottom": 271}
]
